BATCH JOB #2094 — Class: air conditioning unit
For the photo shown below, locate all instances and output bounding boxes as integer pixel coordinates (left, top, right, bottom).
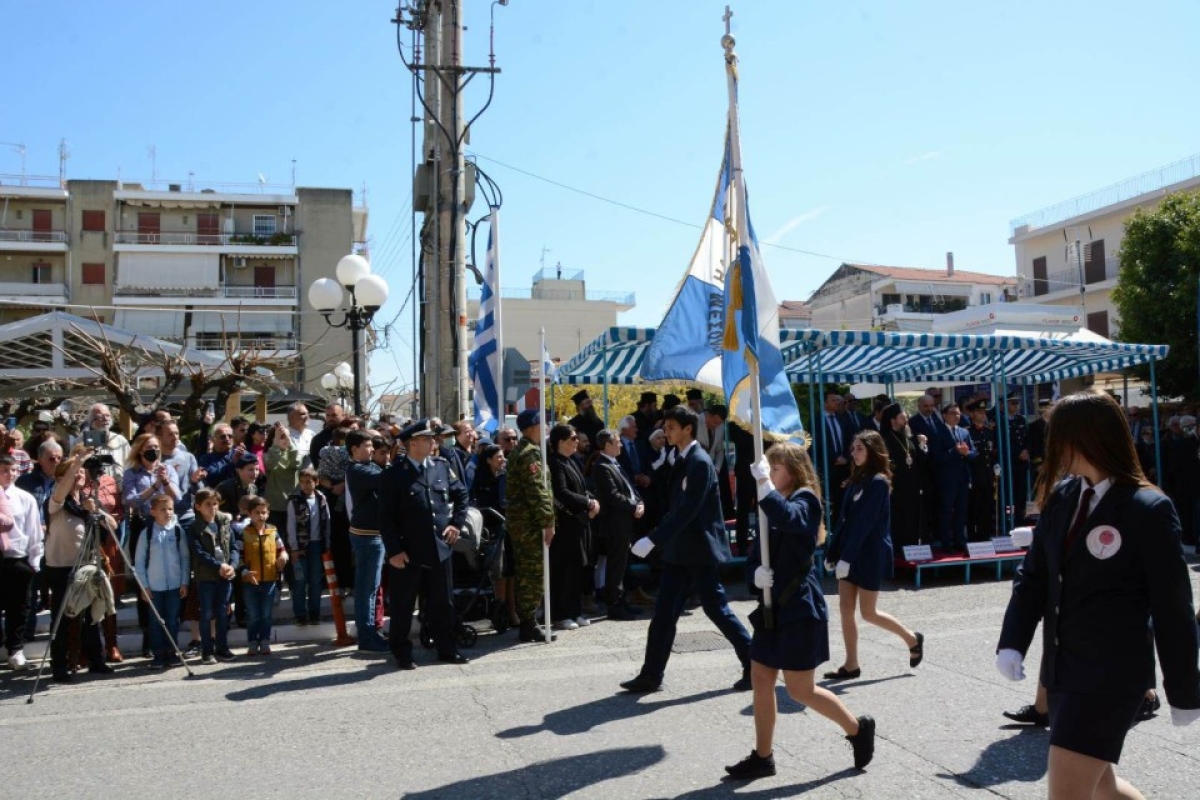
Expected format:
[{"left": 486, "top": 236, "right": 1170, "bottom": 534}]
[{"left": 233, "top": 257, "right": 248, "bottom": 269}]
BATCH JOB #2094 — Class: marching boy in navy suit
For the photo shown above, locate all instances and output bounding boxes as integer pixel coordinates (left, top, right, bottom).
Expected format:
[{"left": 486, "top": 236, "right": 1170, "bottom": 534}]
[{"left": 620, "top": 405, "right": 752, "bottom": 693}]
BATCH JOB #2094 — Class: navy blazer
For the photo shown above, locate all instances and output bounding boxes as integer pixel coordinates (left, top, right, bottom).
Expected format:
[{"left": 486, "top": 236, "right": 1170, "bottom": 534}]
[
  {"left": 378, "top": 456, "right": 469, "bottom": 567},
  {"left": 999, "top": 478, "right": 1200, "bottom": 707},
  {"left": 932, "top": 419, "right": 975, "bottom": 485},
  {"left": 648, "top": 442, "right": 730, "bottom": 566},
  {"left": 747, "top": 488, "right": 828, "bottom": 627},
  {"left": 829, "top": 475, "right": 892, "bottom": 587},
  {"left": 908, "top": 413, "right": 940, "bottom": 444},
  {"left": 593, "top": 457, "right": 640, "bottom": 541}
]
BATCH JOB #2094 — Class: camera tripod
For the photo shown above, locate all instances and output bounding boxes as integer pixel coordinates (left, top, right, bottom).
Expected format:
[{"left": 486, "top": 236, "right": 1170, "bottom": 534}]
[{"left": 27, "top": 487, "right": 195, "bottom": 703}]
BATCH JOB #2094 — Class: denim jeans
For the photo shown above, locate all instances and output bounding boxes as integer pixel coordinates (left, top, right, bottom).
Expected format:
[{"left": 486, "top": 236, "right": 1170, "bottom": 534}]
[
  {"left": 148, "top": 589, "right": 182, "bottom": 660},
  {"left": 350, "top": 534, "right": 385, "bottom": 644},
  {"left": 243, "top": 582, "right": 278, "bottom": 644},
  {"left": 196, "top": 579, "right": 233, "bottom": 655},
  {"left": 290, "top": 549, "right": 325, "bottom": 620}
]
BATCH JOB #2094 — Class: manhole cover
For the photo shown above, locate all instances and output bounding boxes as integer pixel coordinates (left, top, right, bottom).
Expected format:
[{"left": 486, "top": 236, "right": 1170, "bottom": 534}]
[{"left": 672, "top": 631, "right": 734, "bottom": 653}]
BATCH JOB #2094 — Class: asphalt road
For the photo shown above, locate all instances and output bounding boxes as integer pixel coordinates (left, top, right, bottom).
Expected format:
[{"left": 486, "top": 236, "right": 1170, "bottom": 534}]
[{"left": 2, "top": 566, "right": 1198, "bottom": 799}]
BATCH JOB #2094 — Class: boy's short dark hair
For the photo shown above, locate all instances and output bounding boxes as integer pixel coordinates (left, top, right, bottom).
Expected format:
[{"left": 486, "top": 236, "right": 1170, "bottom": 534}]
[
  {"left": 244, "top": 495, "right": 269, "bottom": 513},
  {"left": 194, "top": 488, "right": 219, "bottom": 506},
  {"left": 345, "top": 429, "right": 372, "bottom": 451},
  {"left": 0, "top": 454, "right": 15, "bottom": 467},
  {"left": 298, "top": 467, "right": 320, "bottom": 481},
  {"left": 663, "top": 405, "right": 699, "bottom": 437}
]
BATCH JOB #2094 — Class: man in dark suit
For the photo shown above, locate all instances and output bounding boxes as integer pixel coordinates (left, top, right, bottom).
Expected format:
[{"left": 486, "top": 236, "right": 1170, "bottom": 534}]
[
  {"left": 592, "top": 430, "right": 645, "bottom": 620},
  {"left": 908, "top": 393, "right": 943, "bottom": 540},
  {"left": 932, "top": 403, "right": 976, "bottom": 553},
  {"left": 379, "top": 418, "right": 470, "bottom": 669},
  {"left": 811, "top": 389, "right": 855, "bottom": 524},
  {"left": 620, "top": 406, "right": 751, "bottom": 693}
]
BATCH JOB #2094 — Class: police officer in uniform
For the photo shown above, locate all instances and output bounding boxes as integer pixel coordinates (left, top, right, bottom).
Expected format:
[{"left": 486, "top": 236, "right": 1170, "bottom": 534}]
[
  {"left": 965, "top": 399, "right": 997, "bottom": 541},
  {"left": 1003, "top": 393, "right": 1031, "bottom": 526},
  {"left": 378, "top": 418, "right": 470, "bottom": 669},
  {"left": 506, "top": 409, "right": 558, "bottom": 643}
]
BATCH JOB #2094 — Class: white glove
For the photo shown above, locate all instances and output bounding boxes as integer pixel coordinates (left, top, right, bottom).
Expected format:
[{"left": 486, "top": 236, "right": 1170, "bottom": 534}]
[
  {"left": 753, "top": 566, "right": 773, "bottom": 590},
  {"left": 1010, "top": 526, "right": 1034, "bottom": 548},
  {"left": 835, "top": 560, "right": 850, "bottom": 580},
  {"left": 749, "top": 455, "right": 770, "bottom": 482},
  {"left": 1170, "top": 706, "right": 1200, "bottom": 727},
  {"left": 755, "top": 477, "right": 776, "bottom": 502},
  {"left": 995, "top": 648, "right": 1026, "bottom": 681},
  {"left": 630, "top": 537, "right": 655, "bottom": 558},
  {"left": 823, "top": 560, "right": 835, "bottom": 573}
]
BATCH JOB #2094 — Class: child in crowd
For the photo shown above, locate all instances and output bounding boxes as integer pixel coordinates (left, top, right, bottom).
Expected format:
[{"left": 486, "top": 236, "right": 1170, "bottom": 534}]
[
  {"left": 234, "top": 496, "right": 287, "bottom": 656},
  {"left": 286, "top": 468, "right": 330, "bottom": 626},
  {"left": 134, "top": 494, "right": 190, "bottom": 670},
  {"left": 190, "top": 488, "right": 237, "bottom": 663}
]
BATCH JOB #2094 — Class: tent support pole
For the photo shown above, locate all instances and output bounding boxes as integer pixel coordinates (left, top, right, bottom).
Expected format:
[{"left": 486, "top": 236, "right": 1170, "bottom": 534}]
[
  {"left": 996, "top": 356, "right": 1014, "bottom": 536},
  {"left": 1151, "top": 359, "right": 1162, "bottom": 482}
]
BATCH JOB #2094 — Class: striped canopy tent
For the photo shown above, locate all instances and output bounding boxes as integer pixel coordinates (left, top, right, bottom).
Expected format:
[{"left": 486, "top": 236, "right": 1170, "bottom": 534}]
[
  {"left": 778, "top": 328, "right": 1169, "bottom": 386},
  {"left": 556, "top": 327, "right": 657, "bottom": 386}
]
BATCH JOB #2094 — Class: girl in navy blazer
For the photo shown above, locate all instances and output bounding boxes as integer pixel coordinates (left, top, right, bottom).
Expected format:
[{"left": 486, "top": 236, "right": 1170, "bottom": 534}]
[
  {"left": 725, "top": 442, "right": 876, "bottom": 780},
  {"left": 824, "top": 430, "right": 923, "bottom": 681},
  {"left": 998, "top": 391, "right": 1200, "bottom": 797}
]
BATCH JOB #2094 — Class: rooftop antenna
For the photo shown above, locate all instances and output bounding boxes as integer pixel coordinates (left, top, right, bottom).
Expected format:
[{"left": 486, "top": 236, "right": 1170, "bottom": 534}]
[
  {"left": 187, "top": 170, "right": 195, "bottom": 192},
  {"left": 58, "top": 139, "right": 70, "bottom": 187},
  {"left": 147, "top": 145, "right": 157, "bottom": 187},
  {"left": 257, "top": 172, "right": 267, "bottom": 193},
  {"left": 540, "top": 246, "right": 552, "bottom": 270},
  {"left": 1, "top": 142, "right": 26, "bottom": 185},
  {"left": 291, "top": 158, "right": 297, "bottom": 189}
]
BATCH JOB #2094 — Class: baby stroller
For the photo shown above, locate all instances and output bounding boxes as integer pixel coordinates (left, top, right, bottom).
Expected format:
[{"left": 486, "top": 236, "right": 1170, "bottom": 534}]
[{"left": 419, "top": 506, "right": 509, "bottom": 650}]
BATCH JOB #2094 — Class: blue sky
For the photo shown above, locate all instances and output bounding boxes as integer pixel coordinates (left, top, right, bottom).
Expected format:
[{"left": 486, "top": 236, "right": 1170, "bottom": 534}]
[{"left": 5, "top": 1, "right": 1200, "bottom": 395}]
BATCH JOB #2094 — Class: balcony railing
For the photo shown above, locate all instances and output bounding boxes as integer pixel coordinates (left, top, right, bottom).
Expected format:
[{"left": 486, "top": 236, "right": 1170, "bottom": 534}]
[
  {"left": 0, "top": 281, "right": 68, "bottom": 296},
  {"left": 112, "top": 284, "right": 297, "bottom": 299},
  {"left": 222, "top": 286, "right": 297, "bottom": 299},
  {"left": 1018, "top": 256, "right": 1120, "bottom": 298},
  {"left": 0, "top": 229, "right": 69, "bottom": 243},
  {"left": 113, "top": 231, "right": 298, "bottom": 246},
  {"left": 532, "top": 267, "right": 586, "bottom": 283},
  {"left": 188, "top": 335, "right": 298, "bottom": 353},
  {"left": 875, "top": 298, "right": 969, "bottom": 316}
]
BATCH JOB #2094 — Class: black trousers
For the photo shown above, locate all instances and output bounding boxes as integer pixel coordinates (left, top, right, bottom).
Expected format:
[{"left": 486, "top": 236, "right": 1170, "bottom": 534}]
[
  {"left": 388, "top": 559, "right": 455, "bottom": 661},
  {"left": 549, "top": 528, "right": 583, "bottom": 623},
  {"left": 45, "top": 565, "right": 103, "bottom": 674},
  {"left": 1, "top": 557, "right": 35, "bottom": 652},
  {"left": 603, "top": 525, "right": 632, "bottom": 607},
  {"left": 967, "top": 481, "right": 995, "bottom": 541}
]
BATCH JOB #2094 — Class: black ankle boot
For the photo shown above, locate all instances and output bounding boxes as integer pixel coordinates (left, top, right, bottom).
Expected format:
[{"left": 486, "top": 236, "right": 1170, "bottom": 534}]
[
  {"left": 724, "top": 750, "right": 776, "bottom": 779},
  {"left": 847, "top": 715, "right": 876, "bottom": 770}
]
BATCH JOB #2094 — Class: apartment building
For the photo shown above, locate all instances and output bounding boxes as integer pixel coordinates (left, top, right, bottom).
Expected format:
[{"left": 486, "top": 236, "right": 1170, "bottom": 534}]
[
  {"left": 806, "top": 259, "right": 1017, "bottom": 332},
  {"left": 0, "top": 176, "right": 367, "bottom": 397},
  {"left": 778, "top": 300, "right": 812, "bottom": 329},
  {"left": 1008, "top": 153, "right": 1200, "bottom": 338}
]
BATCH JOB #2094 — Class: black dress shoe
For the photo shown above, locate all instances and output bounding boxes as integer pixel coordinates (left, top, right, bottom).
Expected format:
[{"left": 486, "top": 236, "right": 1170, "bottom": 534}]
[
  {"left": 606, "top": 606, "right": 638, "bottom": 621},
  {"left": 1136, "top": 694, "right": 1161, "bottom": 721},
  {"left": 88, "top": 663, "right": 115, "bottom": 675},
  {"left": 394, "top": 658, "right": 417, "bottom": 671},
  {"left": 847, "top": 715, "right": 876, "bottom": 770},
  {"left": 822, "top": 666, "right": 861, "bottom": 681},
  {"left": 1002, "top": 704, "right": 1050, "bottom": 727},
  {"left": 620, "top": 673, "right": 662, "bottom": 693},
  {"left": 724, "top": 749, "right": 776, "bottom": 780},
  {"left": 732, "top": 666, "right": 752, "bottom": 692},
  {"left": 909, "top": 632, "right": 925, "bottom": 668},
  {"left": 518, "top": 623, "right": 557, "bottom": 643},
  {"left": 438, "top": 653, "right": 470, "bottom": 665}
]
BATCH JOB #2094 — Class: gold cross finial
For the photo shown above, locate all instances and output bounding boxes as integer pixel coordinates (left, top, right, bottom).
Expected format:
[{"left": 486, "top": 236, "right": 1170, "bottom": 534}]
[{"left": 723, "top": 5, "right": 733, "bottom": 36}]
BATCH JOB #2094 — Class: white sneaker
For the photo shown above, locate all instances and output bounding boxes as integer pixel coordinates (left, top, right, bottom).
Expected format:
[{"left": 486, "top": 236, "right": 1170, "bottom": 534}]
[
  {"left": 553, "top": 619, "right": 579, "bottom": 631},
  {"left": 8, "top": 650, "right": 28, "bottom": 670},
  {"left": 575, "top": 616, "right": 591, "bottom": 627}
]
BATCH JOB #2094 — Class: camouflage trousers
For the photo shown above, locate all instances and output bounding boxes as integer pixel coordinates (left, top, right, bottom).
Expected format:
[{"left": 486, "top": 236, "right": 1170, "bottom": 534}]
[{"left": 508, "top": 522, "right": 544, "bottom": 623}]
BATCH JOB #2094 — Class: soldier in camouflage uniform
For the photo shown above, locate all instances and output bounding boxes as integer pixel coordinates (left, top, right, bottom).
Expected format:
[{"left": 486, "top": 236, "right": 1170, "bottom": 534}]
[{"left": 506, "top": 409, "right": 557, "bottom": 643}]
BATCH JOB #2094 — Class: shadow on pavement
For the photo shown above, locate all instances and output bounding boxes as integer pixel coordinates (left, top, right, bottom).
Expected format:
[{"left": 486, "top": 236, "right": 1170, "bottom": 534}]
[
  {"left": 497, "top": 688, "right": 730, "bottom": 738},
  {"left": 661, "top": 766, "right": 861, "bottom": 798},
  {"left": 223, "top": 658, "right": 391, "bottom": 702},
  {"left": 739, "top": 684, "right": 808, "bottom": 716},
  {"left": 936, "top": 726, "right": 1048, "bottom": 788},
  {"left": 819, "top": 672, "right": 915, "bottom": 695},
  {"left": 402, "top": 745, "right": 666, "bottom": 799}
]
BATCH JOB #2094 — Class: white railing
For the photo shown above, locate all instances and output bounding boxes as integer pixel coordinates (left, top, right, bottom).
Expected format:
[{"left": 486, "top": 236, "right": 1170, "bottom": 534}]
[
  {"left": 0, "top": 229, "right": 69, "bottom": 243},
  {"left": 188, "top": 336, "right": 298, "bottom": 352},
  {"left": 222, "top": 286, "right": 297, "bottom": 299},
  {"left": 0, "top": 281, "right": 67, "bottom": 296},
  {"left": 113, "top": 231, "right": 297, "bottom": 246}
]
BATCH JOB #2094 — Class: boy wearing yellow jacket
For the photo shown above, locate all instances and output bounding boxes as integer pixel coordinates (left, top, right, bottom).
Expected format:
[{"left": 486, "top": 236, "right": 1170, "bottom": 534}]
[{"left": 234, "top": 496, "right": 288, "bottom": 656}]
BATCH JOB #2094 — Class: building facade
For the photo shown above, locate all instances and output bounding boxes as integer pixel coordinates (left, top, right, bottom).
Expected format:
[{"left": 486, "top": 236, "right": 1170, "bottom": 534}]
[
  {"left": 0, "top": 177, "right": 367, "bottom": 397},
  {"left": 806, "top": 260, "right": 1017, "bottom": 332},
  {"left": 1008, "top": 153, "right": 1200, "bottom": 339}
]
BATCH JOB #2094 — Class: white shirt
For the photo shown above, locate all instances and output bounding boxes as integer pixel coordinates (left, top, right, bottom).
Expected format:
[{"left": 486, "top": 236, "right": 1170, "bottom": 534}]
[
  {"left": 1, "top": 484, "right": 44, "bottom": 568},
  {"left": 676, "top": 439, "right": 699, "bottom": 462},
  {"left": 289, "top": 427, "right": 315, "bottom": 468},
  {"left": 1074, "top": 477, "right": 1112, "bottom": 520}
]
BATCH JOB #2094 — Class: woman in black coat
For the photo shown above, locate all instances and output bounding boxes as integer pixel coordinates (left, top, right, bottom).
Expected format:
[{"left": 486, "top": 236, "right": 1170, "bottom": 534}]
[
  {"left": 547, "top": 424, "right": 597, "bottom": 631},
  {"left": 998, "top": 391, "right": 1200, "bottom": 797},
  {"left": 470, "top": 444, "right": 518, "bottom": 628},
  {"left": 879, "top": 403, "right": 929, "bottom": 548},
  {"left": 725, "top": 442, "right": 875, "bottom": 780}
]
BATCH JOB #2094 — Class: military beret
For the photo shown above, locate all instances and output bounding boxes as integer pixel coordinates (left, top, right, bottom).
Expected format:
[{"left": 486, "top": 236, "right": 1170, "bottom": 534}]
[{"left": 516, "top": 409, "right": 543, "bottom": 431}]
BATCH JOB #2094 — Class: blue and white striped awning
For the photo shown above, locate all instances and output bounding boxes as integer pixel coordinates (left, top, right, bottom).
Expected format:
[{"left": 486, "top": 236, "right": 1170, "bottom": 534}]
[
  {"left": 780, "top": 329, "right": 1169, "bottom": 385},
  {"left": 557, "top": 326, "right": 1167, "bottom": 388},
  {"left": 556, "top": 327, "right": 656, "bottom": 386}
]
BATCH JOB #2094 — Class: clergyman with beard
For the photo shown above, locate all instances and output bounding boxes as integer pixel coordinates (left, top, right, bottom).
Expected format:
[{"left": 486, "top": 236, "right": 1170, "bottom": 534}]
[{"left": 568, "top": 390, "right": 605, "bottom": 445}]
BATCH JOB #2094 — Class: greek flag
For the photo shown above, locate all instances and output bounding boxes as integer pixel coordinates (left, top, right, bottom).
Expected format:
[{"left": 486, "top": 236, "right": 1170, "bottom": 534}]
[
  {"left": 542, "top": 340, "right": 559, "bottom": 385},
  {"left": 469, "top": 208, "right": 503, "bottom": 434},
  {"left": 719, "top": 43, "right": 803, "bottom": 441}
]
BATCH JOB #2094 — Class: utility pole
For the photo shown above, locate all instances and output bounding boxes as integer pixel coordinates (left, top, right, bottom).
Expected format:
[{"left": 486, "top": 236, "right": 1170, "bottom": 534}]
[{"left": 406, "top": 0, "right": 501, "bottom": 421}]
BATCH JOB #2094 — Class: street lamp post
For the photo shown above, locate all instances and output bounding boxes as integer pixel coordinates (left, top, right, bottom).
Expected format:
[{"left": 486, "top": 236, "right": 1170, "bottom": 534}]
[
  {"left": 308, "top": 254, "right": 389, "bottom": 417},
  {"left": 320, "top": 365, "right": 354, "bottom": 405}
]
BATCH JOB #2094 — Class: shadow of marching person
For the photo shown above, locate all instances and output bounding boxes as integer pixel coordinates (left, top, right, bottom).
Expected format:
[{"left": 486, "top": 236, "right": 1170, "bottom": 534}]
[
  {"left": 497, "top": 688, "right": 729, "bottom": 738},
  {"left": 657, "top": 766, "right": 861, "bottom": 799},
  {"left": 934, "top": 725, "right": 1048, "bottom": 790},
  {"left": 402, "top": 745, "right": 666, "bottom": 799}
]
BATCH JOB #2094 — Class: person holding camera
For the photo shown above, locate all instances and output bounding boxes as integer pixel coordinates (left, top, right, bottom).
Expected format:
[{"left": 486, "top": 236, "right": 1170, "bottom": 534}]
[
  {"left": 84, "top": 405, "right": 130, "bottom": 481},
  {"left": 121, "top": 434, "right": 181, "bottom": 655},
  {"left": 46, "top": 447, "right": 117, "bottom": 681}
]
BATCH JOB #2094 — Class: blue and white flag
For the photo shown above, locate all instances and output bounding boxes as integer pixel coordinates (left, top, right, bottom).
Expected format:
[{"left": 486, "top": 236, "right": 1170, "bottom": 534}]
[
  {"left": 541, "top": 340, "right": 559, "bottom": 385},
  {"left": 718, "top": 45, "right": 803, "bottom": 441},
  {"left": 469, "top": 208, "right": 503, "bottom": 434}
]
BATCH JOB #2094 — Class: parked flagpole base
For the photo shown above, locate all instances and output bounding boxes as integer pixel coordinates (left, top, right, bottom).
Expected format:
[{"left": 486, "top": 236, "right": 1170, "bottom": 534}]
[{"left": 322, "top": 552, "right": 357, "bottom": 647}]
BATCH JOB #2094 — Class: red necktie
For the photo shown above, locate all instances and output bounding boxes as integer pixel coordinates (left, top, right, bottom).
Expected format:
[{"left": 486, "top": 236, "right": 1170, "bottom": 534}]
[{"left": 1062, "top": 485, "right": 1095, "bottom": 558}]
